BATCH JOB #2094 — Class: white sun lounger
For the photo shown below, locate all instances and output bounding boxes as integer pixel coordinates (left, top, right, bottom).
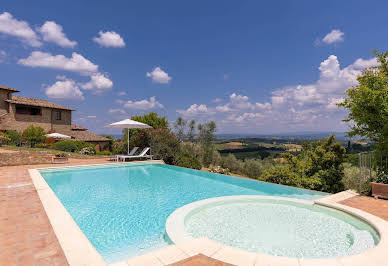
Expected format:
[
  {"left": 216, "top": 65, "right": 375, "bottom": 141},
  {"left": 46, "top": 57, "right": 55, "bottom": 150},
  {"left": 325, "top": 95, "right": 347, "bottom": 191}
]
[
  {"left": 116, "top": 147, "right": 139, "bottom": 161},
  {"left": 118, "top": 147, "right": 152, "bottom": 161}
]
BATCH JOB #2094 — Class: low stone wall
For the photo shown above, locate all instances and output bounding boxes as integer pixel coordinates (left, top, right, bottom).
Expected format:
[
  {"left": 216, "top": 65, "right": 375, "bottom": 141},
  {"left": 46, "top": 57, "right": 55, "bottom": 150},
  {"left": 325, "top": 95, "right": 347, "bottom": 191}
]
[{"left": 0, "top": 150, "right": 52, "bottom": 166}]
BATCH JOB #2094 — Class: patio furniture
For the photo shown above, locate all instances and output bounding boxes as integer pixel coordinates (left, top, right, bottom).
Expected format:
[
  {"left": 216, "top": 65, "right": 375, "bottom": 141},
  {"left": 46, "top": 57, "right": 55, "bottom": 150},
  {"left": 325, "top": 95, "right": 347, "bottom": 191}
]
[
  {"left": 117, "top": 147, "right": 152, "bottom": 162},
  {"left": 114, "top": 147, "right": 139, "bottom": 161}
]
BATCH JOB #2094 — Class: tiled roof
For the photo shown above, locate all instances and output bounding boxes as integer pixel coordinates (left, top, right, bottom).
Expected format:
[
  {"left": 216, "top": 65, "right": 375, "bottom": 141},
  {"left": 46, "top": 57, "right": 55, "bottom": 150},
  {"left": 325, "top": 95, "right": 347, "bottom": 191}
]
[
  {"left": 69, "top": 130, "right": 109, "bottom": 142},
  {"left": 71, "top": 124, "right": 87, "bottom": 131},
  {"left": 5, "top": 96, "right": 73, "bottom": 111},
  {"left": 0, "top": 85, "right": 20, "bottom": 92}
]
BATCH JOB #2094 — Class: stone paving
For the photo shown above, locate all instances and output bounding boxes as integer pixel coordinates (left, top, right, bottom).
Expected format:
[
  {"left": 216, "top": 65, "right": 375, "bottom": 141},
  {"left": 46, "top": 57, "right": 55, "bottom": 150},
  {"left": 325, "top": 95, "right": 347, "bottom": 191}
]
[
  {"left": 340, "top": 195, "right": 388, "bottom": 221},
  {"left": 1, "top": 157, "right": 388, "bottom": 266},
  {"left": 169, "top": 254, "right": 232, "bottom": 266}
]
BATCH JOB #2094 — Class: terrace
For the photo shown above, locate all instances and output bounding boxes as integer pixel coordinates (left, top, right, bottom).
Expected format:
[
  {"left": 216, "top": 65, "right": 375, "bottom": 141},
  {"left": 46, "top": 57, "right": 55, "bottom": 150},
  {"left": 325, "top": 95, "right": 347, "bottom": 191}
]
[{"left": 1, "top": 156, "right": 388, "bottom": 266}]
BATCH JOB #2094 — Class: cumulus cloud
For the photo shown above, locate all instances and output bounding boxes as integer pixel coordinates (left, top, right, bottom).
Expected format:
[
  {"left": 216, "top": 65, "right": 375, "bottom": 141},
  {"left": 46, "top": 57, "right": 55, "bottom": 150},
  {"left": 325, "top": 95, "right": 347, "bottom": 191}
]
[
  {"left": 122, "top": 96, "right": 164, "bottom": 110},
  {"left": 118, "top": 91, "right": 127, "bottom": 96},
  {"left": 146, "top": 67, "right": 172, "bottom": 84},
  {"left": 81, "top": 73, "right": 113, "bottom": 93},
  {"left": 212, "top": 98, "right": 222, "bottom": 103},
  {"left": 177, "top": 104, "right": 214, "bottom": 117},
  {"left": 18, "top": 51, "right": 98, "bottom": 75},
  {"left": 0, "top": 12, "right": 41, "bottom": 47},
  {"left": 322, "top": 29, "right": 344, "bottom": 44},
  {"left": 38, "top": 21, "right": 77, "bottom": 48},
  {"left": 93, "top": 31, "right": 125, "bottom": 48},
  {"left": 45, "top": 77, "right": 84, "bottom": 100},
  {"left": 176, "top": 54, "right": 379, "bottom": 132},
  {"left": 108, "top": 108, "right": 126, "bottom": 114}
]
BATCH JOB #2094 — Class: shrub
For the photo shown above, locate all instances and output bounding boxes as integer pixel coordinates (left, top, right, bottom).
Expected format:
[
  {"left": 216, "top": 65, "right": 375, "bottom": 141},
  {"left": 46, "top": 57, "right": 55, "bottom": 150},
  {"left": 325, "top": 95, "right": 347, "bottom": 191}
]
[
  {"left": 176, "top": 154, "right": 202, "bottom": 170},
  {"left": 260, "top": 136, "right": 346, "bottom": 193},
  {"left": 96, "top": 151, "right": 112, "bottom": 156},
  {"left": 242, "top": 159, "right": 274, "bottom": 179},
  {"left": 221, "top": 154, "right": 243, "bottom": 174},
  {"left": 0, "top": 132, "right": 11, "bottom": 144},
  {"left": 34, "top": 143, "right": 49, "bottom": 149},
  {"left": 79, "top": 147, "right": 96, "bottom": 155},
  {"left": 151, "top": 128, "right": 181, "bottom": 165},
  {"left": 342, "top": 163, "right": 360, "bottom": 191},
  {"left": 53, "top": 140, "right": 95, "bottom": 153},
  {"left": 22, "top": 125, "right": 46, "bottom": 147},
  {"left": 53, "top": 141, "right": 78, "bottom": 152},
  {"left": 5, "top": 130, "right": 21, "bottom": 145},
  {"left": 112, "top": 142, "right": 126, "bottom": 154}
]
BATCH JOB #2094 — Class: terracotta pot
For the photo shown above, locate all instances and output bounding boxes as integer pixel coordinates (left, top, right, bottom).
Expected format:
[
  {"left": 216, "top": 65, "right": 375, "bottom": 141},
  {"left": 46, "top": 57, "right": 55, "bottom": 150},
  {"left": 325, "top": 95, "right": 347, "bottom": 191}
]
[
  {"left": 52, "top": 156, "right": 68, "bottom": 164},
  {"left": 371, "top": 182, "right": 388, "bottom": 199}
]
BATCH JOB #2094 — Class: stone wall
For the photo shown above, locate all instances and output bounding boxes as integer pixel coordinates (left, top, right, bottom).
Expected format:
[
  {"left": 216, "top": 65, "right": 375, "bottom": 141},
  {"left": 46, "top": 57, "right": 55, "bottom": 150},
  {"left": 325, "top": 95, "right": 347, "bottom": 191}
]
[
  {"left": 0, "top": 104, "right": 72, "bottom": 133},
  {"left": 0, "top": 150, "right": 52, "bottom": 166}
]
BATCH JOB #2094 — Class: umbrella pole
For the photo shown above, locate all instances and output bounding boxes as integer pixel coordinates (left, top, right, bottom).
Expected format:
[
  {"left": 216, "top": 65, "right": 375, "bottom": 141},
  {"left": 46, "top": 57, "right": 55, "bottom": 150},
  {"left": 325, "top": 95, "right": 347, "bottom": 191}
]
[{"left": 127, "top": 128, "right": 129, "bottom": 155}]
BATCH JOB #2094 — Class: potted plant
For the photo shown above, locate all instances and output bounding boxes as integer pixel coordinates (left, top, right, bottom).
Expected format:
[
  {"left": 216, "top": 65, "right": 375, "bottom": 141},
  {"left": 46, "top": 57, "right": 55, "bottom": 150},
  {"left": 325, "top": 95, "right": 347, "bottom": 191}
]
[
  {"left": 371, "top": 170, "right": 388, "bottom": 199},
  {"left": 52, "top": 152, "right": 69, "bottom": 164}
]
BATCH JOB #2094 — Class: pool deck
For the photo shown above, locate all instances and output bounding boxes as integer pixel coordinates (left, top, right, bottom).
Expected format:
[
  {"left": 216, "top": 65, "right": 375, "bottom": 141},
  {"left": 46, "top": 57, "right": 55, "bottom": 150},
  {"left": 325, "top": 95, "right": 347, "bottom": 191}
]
[{"left": 1, "top": 159, "right": 388, "bottom": 265}]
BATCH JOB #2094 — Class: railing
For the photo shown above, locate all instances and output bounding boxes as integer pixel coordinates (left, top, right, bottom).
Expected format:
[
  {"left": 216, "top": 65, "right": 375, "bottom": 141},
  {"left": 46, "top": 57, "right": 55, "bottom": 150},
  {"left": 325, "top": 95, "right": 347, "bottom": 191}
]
[{"left": 358, "top": 152, "right": 388, "bottom": 193}]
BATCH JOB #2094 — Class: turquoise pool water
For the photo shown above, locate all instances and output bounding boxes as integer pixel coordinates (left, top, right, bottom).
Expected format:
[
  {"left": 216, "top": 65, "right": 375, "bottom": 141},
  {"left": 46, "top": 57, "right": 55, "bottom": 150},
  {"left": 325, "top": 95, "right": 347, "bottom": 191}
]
[
  {"left": 40, "top": 163, "right": 326, "bottom": 263},
  {"left": 185, "top": 198, "right": 378, "bottom": 258}
]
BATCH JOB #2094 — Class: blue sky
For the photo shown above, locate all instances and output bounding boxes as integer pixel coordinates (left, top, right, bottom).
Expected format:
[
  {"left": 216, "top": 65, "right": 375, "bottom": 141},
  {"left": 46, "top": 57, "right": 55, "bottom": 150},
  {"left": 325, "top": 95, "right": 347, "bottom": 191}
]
[{"left": 0, "top": 1, "right": 386, "bottom": 134}]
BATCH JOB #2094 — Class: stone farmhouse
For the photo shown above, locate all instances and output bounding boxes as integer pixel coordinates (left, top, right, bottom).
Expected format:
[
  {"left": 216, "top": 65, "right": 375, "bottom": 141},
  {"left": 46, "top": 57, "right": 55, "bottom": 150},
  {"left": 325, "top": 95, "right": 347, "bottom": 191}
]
[{"left": 0, "top": 85, "right": 109, "bottom": 151}]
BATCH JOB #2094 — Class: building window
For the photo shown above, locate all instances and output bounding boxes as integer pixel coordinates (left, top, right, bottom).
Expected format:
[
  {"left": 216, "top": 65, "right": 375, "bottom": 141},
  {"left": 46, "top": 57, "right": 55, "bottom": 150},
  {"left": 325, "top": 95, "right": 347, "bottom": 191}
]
[
  {"left": 15, "top": 105, "right": 41, "bottom": 115},
  {"left": 55, "top": 111, "right": 61, "bottom": 120}
]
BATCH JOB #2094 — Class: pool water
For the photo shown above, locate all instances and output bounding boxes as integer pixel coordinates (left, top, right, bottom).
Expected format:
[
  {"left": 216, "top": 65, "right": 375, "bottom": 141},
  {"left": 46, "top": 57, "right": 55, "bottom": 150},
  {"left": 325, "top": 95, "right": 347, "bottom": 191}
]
[
  {"left": 185, "top": 198, "right": 379, "bottom": 258},
  {"left": 40, "top": 163, "right": 326, "bottom": 263}
]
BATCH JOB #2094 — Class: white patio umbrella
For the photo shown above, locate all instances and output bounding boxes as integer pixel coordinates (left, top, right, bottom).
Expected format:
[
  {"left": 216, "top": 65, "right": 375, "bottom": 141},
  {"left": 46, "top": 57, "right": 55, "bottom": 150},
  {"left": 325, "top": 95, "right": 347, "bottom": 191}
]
[
  {"left": 105, "top": 119, "right": 152, "bottom": 154},
  {"left": 45, "top": 132, "right": 71, "bottom": 139}
]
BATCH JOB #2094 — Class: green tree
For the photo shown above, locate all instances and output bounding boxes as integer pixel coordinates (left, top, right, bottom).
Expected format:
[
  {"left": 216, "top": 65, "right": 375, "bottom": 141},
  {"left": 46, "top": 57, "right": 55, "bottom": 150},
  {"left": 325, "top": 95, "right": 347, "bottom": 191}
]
[
  {"left": 173, "top": 117, "right": 187, "bottom": 141},
  {"left": 22, "top": 125, "right": 46, "bottom": 147},
  {"left": 260, "top": 135, "right": 346, "bottom": 193},
  {"left": 339, "top": 50, "right": 388, "bottom": 154},
  {"left": 187, "top": 120, "right": 196, "bottom": 142},
  {"left": 101, "top": 135, "right": 115, "bottom": 151},
  {"left": 131, "top": 112, "right": 169, "bottom": 129},
  {"left": 198, "top": 121, "right": 217, "bottom": 167},
  {"left": 122, "top": 112, "right": 169, "bottom": 143}
]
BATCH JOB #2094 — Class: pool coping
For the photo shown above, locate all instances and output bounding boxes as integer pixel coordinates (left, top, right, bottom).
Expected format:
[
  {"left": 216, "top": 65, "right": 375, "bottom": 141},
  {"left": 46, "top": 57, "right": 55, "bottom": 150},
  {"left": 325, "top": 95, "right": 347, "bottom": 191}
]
[{"left": 29, "top": 162, "right": 388, "bottom": 266}]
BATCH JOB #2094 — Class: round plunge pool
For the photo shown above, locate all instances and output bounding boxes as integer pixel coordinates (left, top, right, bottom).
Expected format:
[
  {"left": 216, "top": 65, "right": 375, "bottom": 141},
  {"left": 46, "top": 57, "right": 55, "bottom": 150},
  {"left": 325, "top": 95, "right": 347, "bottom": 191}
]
[{"left": 166, "top": 196, "right": 379, "bottom": 259}]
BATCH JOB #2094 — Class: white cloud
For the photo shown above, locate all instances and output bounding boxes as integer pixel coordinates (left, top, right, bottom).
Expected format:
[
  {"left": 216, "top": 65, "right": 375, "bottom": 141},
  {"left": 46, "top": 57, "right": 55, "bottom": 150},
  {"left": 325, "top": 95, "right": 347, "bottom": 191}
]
[
  {"left": 177, "top": 104, "right": 214, "bottom": 117},
  {"left": 108, "top": 108, "right": 126, "bottom": 114},
  {"left": 87, "top": 115, "right": 97, "bottom": 118},
  {"left": 122, "top": 96, "right": 164, "bottom": 110},
  {"left": 38, "top": 21, "right": 77, "bottom": 48},
  {"left": 176, "top": 54, "right": 379, "bottom": 132},
  {"left": 212, "top": 98, "right": 222, "bottom": 103},
  {"left": 45, "top": 77, "right": 84, "bottom": 100},
  {"left": 322, "top": 29, "right": 344, "bottom": 44},
  {"left": 0, "top": 50, "right": 6, "bottom": 63},
  {"left": 18, "top": 51, "right": 98, "bottom": 75},
  {"left": 230, "top": 112, "right": 263, "bottom": 123},
  {"left": 93, "top": 31, "right": 125, "bottom": 48},
  {"left": 146, "top": 67, "right": 172, "bottom": 84},
  {"left": 118, "top": 91, "right": 127, "bottom": 96},
  {"left": 0, "top": 12, "right": 41, "bottom": 47},
  {"left": 81, "top": 73, "right": 113, "bottom": 93}
]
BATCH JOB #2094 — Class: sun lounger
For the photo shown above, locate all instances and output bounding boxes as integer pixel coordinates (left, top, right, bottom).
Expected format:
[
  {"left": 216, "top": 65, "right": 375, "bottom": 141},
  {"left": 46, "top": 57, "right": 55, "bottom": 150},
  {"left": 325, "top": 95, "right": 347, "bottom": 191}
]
[
  {"left": 118, "top": 147, "right": 152, "bottom": 161},
  {"left": 115, "top": 147, "right": 139, "bottom": 161}
]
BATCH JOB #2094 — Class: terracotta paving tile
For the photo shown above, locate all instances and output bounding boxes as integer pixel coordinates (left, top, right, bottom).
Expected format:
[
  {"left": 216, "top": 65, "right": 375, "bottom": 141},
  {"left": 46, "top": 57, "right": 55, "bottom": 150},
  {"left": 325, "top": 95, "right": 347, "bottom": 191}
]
[
  {"left": 340, "top": 196, "right": 388, "bottom": 221},
  {"left": 169, "top": 254, "right": 234, "bottom": 266}
]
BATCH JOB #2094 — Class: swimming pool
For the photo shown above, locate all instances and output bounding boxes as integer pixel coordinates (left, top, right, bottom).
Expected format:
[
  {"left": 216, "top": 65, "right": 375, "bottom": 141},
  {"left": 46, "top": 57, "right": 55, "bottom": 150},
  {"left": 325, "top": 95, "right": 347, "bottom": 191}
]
[
  {"left": 166, "top": 196, "right": 378, "bottom": 259},
  {"left": 39, "top": 162, "right": 327, "bottom": 263}
]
